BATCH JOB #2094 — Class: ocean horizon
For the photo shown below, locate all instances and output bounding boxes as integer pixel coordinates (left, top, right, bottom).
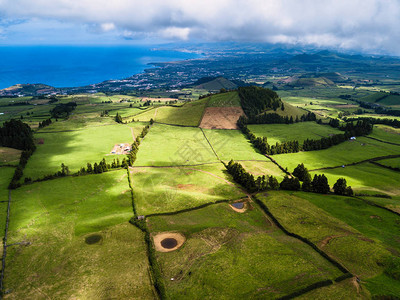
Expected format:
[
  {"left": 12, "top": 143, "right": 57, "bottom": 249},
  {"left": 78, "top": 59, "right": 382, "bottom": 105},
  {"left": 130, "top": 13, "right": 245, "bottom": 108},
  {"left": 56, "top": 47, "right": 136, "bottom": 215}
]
[{"left": 0, "top": 45, "right": 199, "bottom": 90}]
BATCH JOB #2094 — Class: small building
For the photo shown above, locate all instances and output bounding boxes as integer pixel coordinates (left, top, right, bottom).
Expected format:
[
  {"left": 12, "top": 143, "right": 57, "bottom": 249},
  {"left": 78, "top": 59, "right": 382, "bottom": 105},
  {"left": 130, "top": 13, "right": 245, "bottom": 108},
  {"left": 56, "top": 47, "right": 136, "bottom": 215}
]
[{"left": 350, "top": 137, "right": 356, "bottom": 140}]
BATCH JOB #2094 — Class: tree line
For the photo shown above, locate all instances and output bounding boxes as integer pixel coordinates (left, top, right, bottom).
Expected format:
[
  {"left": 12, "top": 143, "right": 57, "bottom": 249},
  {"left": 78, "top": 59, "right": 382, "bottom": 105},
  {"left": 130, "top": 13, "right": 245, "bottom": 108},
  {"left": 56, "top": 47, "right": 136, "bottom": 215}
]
[
  {"left": 226, "top": 160, "right": 353, "bottom": 196},
  {"left": 226, "top": 160, "right": 279, "bottom": 193},
  {"left": 38, "top": 118, "right": 52, "bottom": 129},
  {"left": 343, "top": 116, "right": 400, "bottom": 128},
  {"left": 244, "top": 111, "right": 317, "bottom": 125},
  {"left": 238, "top": 118, "right": 373, "bottom": 155}
]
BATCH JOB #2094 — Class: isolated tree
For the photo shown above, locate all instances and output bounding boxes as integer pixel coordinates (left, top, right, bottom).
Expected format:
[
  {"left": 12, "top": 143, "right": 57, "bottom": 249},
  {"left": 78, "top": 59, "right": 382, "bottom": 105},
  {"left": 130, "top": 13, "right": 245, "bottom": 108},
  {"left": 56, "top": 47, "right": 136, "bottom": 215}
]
[
  {"left": 293, "top": 163, "right": 309, "bottom": 181},
  {"left": 280, "top": 175, "right": 300, "bottom": 191},
  {"left": 312, "top": 174, "right": 330, "bottom": 194},
  {"left": 281, "top": 103, "right": 285, "bottom": 111},
  {"left": 301, "top": 173, "right": 312, "bottom": 192},
  {"left": 115, "top": 113, "right": 123, "bottom": 123},
  {"left": 333, "top": 178, "right": 347, "bottom": 195},
  {"left": 268, "top": 176, "right": 279, "bottom": 190},
  {"left": 345, "top": 186, "right": 354, "bottom": 196}
]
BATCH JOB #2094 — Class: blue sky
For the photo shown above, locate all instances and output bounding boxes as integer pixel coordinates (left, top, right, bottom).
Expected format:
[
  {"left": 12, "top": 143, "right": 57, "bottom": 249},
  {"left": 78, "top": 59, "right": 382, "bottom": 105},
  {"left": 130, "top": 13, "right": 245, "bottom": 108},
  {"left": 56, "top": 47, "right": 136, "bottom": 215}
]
[{"left": 0, "top": 0, "right": 399, "bottom": 55}]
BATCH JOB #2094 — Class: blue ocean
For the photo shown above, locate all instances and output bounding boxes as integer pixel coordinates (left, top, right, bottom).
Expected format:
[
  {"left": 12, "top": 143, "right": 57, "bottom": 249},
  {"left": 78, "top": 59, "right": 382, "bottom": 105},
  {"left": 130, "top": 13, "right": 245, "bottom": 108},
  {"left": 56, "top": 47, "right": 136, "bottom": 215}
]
[{"left": 0, "top": 46, "right": 199, "bottom": 89}]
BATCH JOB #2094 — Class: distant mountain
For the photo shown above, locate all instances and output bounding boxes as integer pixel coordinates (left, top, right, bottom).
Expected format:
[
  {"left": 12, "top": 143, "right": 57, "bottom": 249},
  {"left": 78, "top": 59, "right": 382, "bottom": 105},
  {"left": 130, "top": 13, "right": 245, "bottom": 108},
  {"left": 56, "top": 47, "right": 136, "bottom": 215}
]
[
  {"left": 192, "top": 76, "right": 248, "bottom": 91},
  {"left": 1, "top": 84, "right": 57, "bottom": 96}
]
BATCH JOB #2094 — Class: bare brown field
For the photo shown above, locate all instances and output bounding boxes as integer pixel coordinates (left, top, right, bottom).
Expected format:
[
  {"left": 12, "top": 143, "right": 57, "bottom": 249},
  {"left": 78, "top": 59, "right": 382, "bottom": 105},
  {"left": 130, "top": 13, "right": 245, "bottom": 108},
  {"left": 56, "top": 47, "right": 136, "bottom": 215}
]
[{"left": 199, "top": 106, "right": 245, "bottom": 129}]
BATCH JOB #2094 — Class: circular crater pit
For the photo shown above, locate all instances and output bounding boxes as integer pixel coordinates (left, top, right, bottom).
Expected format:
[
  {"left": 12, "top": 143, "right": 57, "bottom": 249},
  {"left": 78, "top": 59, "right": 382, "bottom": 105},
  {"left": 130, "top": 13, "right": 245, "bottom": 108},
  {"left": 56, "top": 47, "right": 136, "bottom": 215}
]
[
  {"left": 161, "top": 238, "right": 178, "bottom": 249},
  {"left": 85, "top": 234, "right": 102, "bottom": 245},
  {"left": 153, "top": 232, "right": 186, "bottom": 252}
]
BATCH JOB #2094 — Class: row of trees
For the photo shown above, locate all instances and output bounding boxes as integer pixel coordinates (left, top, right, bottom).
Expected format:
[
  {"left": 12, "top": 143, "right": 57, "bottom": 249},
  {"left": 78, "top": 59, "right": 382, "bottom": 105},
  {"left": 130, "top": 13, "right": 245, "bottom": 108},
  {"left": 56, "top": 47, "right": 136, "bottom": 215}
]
[
  {"left": 245, "top": 111, "right": 317, "bottom": 125},
  {"left": 238, "top": 118, "right": 373, "bottom": 155},
  {"left": 343, "top": 116, "right": 400, "bottom": 128},
  {"left": 38, "top": 118, "right": 52, "bottom": 129},
  {"left": 287, "top": 163, "right": 353, "bottom": 195},
  {"left": 226, "top": 160, "right": 279, "bottom": 193},
  {"left": 226, "top": 161, "right": 353, "bottom": 196}
]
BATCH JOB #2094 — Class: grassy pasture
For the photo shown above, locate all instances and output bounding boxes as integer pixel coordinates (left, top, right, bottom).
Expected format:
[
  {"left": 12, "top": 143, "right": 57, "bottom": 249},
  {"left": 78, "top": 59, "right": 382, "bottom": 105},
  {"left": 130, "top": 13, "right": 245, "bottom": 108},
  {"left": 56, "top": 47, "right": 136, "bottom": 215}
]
[
  {"left": 0, "top": 147, "right": 21, "bottom": 166},
  {"left": 273, "top": 137, "right": 400, "bottom": 172},
  {"left": 135, "top": 124, "right": 218, "bottom": 167},
  {"left": 148, "top": 202, "right": 343, "bottom": 299},
  {"left": 153, "top": 100, "right": 207, "bottom": 126},
  {"left": 301, "top": 192, "right": 400, "bottom": 253},
  {"left": 23, "top": 123, "right": 145, "bottom": 179},
  {"left": 378, "top": 157, "right": 400, "bottom": 169},
  {"left": 130, "top": 164, "right": 245, "bottom": 215},
  {"left": 5, "top": 171, "right": 154, "bottom": 298},
  {"left": 0, "top": 167, "right": 14, "bottom": 240},
  {"left": 206, "top": 91, "right": 241, "bottom": 107},
  {"left": 238, "top": 160, "right": 286, "bottom": 181},
  {"left": 259, "top": 191, "right": 393, "bottom": 279},
  {"left": 265, "top": 101, "right": 307, "bottom": 118},
  {"left": 202, "top": 129, "right": 267, "bottom": 161},
  {"left": 361, "top": 196, "right": 400, "bottom": 214},
  {"left": 369, "top": 124, "right": 400, "bottom": 144},
  {"left": 310, "top": 162, "right": 400, "bottom": 196},
  {"left": 133, "top": 99, "right": 207, "bottom": 126},
  {"left": 248, "top": 122, "right": 342, "bottom": 144}
]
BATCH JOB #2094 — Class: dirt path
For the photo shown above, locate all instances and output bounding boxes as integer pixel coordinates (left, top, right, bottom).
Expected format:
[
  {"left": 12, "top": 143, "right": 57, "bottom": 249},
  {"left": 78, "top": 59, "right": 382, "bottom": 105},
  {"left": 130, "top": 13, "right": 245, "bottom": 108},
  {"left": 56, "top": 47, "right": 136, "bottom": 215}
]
[
  {"left": 153, "top": 108, "right": 158, "bottom": 120},
  {"left": 319, "top": 234, "right": 347, "bottom": 248},
  {"left": 130, "top": 127, "right": 136, "bottom": 141}
]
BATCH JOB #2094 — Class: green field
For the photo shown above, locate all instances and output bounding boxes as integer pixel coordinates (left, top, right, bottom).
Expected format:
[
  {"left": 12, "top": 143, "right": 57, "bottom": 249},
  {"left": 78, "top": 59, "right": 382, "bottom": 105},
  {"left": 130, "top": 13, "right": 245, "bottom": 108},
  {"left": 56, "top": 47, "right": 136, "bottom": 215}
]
[
  {"left": 4, "top": 171, "right": 154, "bottom": 298},
  {"left": 133, "top": 99, "right": 207, "bottom": 126},
  {"left": 148, "top": 202, "right": 344, "bottom": 299},
  {"left": 310, "top": 162, "right": 400, "bottom": 196},
  {"left": 206, "top": 91, "right": 241, "bottom": 107},
  {"left": 23, "top": 123, "right": 145, "bottom": 179},
  {"left": 258, "top": 191, "right": 394, "bottom": 279},
  {"left": 3, "top": 83, "right": 400, "bottom": 297},
  {"left": 202, "top": 129, "right": 267, "bottom": 161},
  {"left": 248, "top": 122, "right": 342, "bottom": 144},
  {"left": 273, "top": 137, "right": 400, "bottom": 171},
  {"left": 130, "top": 164, "right": 245, "bottom": 215},
  {"left": 135, "top": 124, "right": 218, "bottom": 166},
  {"left": 238, "top": 160, "right": 286, "bottom": 181},
  {"left": 369, "top": 124, "right": 400, "bottom": 144},
  {"left": 378, "top": 157, "right": 400, "bottom": 169},
  {"left": 0, "top": 147, "right": 21, "bottom": 166},
  {"left": 0, "top": 167, "right": 14, "bottom": 240}
]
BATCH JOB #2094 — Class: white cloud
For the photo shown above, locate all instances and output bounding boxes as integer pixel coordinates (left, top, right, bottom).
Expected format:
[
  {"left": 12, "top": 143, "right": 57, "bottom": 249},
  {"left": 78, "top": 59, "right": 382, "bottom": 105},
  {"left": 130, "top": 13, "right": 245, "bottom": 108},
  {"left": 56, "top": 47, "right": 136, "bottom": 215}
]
[
  {"left": 100, "top": 22, "right": 115, "bottom": 32},
  {"left": 0, "top": 0, "right": 399, "bottom": 54}
]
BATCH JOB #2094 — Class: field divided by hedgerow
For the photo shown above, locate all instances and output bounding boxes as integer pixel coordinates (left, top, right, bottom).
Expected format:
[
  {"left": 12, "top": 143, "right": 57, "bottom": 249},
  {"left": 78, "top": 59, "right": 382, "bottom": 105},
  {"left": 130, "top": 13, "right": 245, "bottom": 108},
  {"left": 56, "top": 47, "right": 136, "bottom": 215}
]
[
  {"left": 258, "top": 191, "right": 394, "bottom": 280},
  {"left": 130, "top": 164, "right": 245, "bottom": 215},
  {"left": 23, "top": 122, "right": 146, "bottom": 179},
  {"left": 272, "top": 137, "right": 400, "bottom": 171},
  {"left": 135, "top": 124, "right": 218, "bottom": 166},
  {"left": 310, "top": 162, "right": 400, "bottom": 196},
  {"left": 248, "top": 122, "right": 342, "bottom": 144},
  {"left": 202, "top": 129, "right": 267, "bottom": 161},
  {"left": 147, "top": 202, "right": 344, "bottom": 299},
  {"left": 5, "top": 171, "right": 154, "bottom": 299}
]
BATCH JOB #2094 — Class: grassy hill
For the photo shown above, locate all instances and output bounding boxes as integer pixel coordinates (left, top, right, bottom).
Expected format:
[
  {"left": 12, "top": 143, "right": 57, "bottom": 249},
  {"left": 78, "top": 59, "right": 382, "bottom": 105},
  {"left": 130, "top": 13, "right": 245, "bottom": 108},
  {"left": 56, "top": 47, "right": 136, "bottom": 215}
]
[{"left": 193, "top": 77, "right": 238, "bottom": 91}]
